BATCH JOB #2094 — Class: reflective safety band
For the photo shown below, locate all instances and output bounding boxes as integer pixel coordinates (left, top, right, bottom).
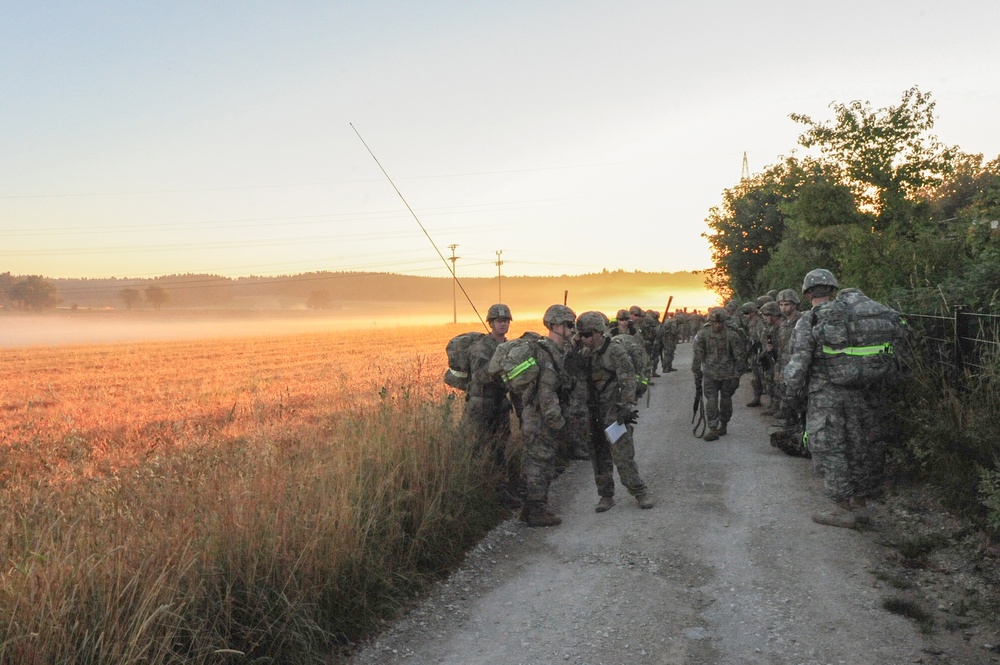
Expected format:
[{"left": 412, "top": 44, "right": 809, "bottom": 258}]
[
  {"left": 448, "top": 369, "right": 469, "bottom": 379},
  {"left": 638, "top": 376, "right": 647, "bottom": 385},
  {"left": 802, "top": 430, "right": 809, "bottom": 448},
  {"left": 821, "top": 343, "right": 893, "bottom": 357},
  {"left": 502, "top": 357, "right": 537, "bottom": 383}
]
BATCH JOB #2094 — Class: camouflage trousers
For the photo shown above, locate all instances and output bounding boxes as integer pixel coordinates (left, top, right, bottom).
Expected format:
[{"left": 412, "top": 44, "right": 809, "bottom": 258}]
[
  {"left": 563, "top": 383, "right": 591, "bottom": 458},
  {"left": 805, "top": 383, "right": 886, "bottom": 501},
  {"left": 703, "top": 376, "right": 739, "bottom": 430},
  {"left": 661, "top": 342, "right": 677, "bottom": 371},
  {"left": 520, "top": 406, "right": 561, "bottom": 505},
  {"left": 750, "top": 363, "right": 765, "bottom": 399},
  {"left": 461, "top": 396, "right": 512, "bottom": 470},
  {"left": 589, "top": 413, "right": 647, "bottom": 498}
]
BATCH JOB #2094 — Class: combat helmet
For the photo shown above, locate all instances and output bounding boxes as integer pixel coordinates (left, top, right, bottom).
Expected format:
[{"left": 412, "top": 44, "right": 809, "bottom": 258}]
[
  {"left": 756, "top": 295, "right": 774, "bottom": 307},
  {"left": 486, "top": 303, "right": 512, "bottom": 322},
  {"left": 766, "top": 289, "right": 779, "bottom": 300},
  {"left": 576, "top": 311, "right": 607, "bottom": 335},
  {"left": 741, "top": 301, "right": 758, "bottom": 314},
  {"left": 628, "top": 305, "right": 643, "bottom": 317},
  {"left": 707, "top": 307, "right": 728, "bottom": 323},
  {"left": 543, "top": 304, "right": 576, "bottom": 329},
  {"left": 760, "top": 301, "right": 781, "bottom": 316},
  {"left": 616, "top": 309, "right": 630, "bottom": 321},
  {"left": 801, "top": 268, "right": 839, "bottom": 294},
  {"left": 777, "top": 288, "right": 800, "bottom": 305}
]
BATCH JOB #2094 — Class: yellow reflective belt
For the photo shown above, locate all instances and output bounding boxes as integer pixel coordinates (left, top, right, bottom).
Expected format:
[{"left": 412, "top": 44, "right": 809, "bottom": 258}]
[
  {"left": 502, "top": 357, "right": 537, "bottom": 383},
  {"left": 821, "top": 343, "right": 893, "bottom": 357},
  {"left": 638, "top": 375, "right": 647, "bottom": 385}
]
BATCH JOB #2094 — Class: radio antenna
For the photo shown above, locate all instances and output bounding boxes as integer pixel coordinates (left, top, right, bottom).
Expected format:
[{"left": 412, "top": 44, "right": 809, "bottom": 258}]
[{"left": 351, "top": 123, "right": 486, "bottom": 330}]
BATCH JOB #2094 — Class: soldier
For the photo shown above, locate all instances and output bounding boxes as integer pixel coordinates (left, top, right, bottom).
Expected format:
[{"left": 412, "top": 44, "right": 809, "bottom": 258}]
[
  {"left": 770, "top": 289, "right": 802, "bottom": 421},
  {"left": 783, "top": 269, "right": 889, "bottom": 529},
  {"left": 758, "top": 301, "right": 783, "bottom": 416},
  {"left": 576, "top": 311, "right": 654, "bottom": 512},
  {"left": 742, "top": 302, "right": 766, "bottom": 407},
  {"left": 658, "top": 311, "right": 680, "bottom": 372},
  {"left": 612, "top": 309, "right": 637, "bottom": 336},
  {"left": 461, "top": 303, "right": 519, "bottom": 505},
  {"left": 643, "top": 310, "right": 662, "bottom": 377},
  {"left": 563, "top": 336, "right": 592, "bottom": 462},
  {"left": 692, "top": 308, "right": 747, "bottom": 441},
  {"left": 519, "top": 304, "right": 577, "bottom": 527}
]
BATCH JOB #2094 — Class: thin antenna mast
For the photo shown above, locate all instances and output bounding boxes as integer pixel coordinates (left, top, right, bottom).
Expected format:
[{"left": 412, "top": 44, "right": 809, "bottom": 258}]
[
  {"left": 741, "top": 151, "right": 750, "bottom": 181},
  {"left": 351, "top": 123, "right": 486, "bottom": 330}
]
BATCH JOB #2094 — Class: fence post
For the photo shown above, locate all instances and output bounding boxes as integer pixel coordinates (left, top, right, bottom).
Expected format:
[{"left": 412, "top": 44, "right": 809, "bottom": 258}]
[{"left": 953, "top": 304, "right": 970, "bottom": 379}]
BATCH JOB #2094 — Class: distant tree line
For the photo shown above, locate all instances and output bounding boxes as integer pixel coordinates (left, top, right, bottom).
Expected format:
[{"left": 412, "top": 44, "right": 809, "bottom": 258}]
[{"left": 704, "top": 85, "right": 1000, "bottom": 312}]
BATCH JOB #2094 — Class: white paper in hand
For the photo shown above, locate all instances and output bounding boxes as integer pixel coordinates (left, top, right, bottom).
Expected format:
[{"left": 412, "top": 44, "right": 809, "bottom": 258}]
[{"left": 604, "top": 421, "right": 627, "bottom": 444}]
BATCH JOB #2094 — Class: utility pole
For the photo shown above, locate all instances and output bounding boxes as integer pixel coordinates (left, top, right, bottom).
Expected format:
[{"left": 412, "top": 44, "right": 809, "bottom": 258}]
[
  {"left": 741, "top": 151, "right": 750, "bottom": 181},
  {"left": 495, "top": 250, "right": 504, "bottom": 302},
  {"left": 448, "top": 244, "right": 459, "bottom": 324}
]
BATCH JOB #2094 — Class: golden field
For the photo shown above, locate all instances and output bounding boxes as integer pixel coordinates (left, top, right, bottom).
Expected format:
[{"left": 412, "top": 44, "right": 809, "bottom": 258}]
[{"left": 0, "top": 323, "right": 513, "bottom": 663}]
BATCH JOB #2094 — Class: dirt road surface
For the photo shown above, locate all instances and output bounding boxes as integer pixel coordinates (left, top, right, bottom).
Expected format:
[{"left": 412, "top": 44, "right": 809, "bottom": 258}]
[{"left": 349, "top": 343, "right": 993, "bottom": 665}]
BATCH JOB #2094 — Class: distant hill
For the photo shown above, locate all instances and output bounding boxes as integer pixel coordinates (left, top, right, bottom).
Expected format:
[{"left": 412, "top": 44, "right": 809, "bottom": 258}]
[{"left": 43, "top": 270, "right": 718, "bottom": 320}]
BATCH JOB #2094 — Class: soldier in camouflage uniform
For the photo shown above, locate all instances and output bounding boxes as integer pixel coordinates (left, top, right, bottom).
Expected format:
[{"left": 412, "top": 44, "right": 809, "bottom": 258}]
[
  {"left": 576, "top": 311, "right": 654, "bottom": 512},
  {"left": 742, "top": 302, "right": 766, "bottom": 407},
  {"left": 784, "top": 269, "right": 881, "bottom": 529},
  {"left": 563, "top": 337, "right": 592, "bottom": 462},
  {"left": 644, "top": 310, "right": 662, "bottom": 377},
  {"left": 758, "top": 301, "right": 783, "bottom": 416},
  {"left": 692, "top": 308, "right": 747, "bottom": 441},
  {"left": 769, "top": 289, "right": 802, "bottom": 420},
  {"left": 462, "top": 304, "right": 519, "bottom": 506},
  {"left": 519, "top": 304, "right": 576, "bottom": 527},
  {"left": 658, "top": 312, "right": 679, "bottom": 372}
]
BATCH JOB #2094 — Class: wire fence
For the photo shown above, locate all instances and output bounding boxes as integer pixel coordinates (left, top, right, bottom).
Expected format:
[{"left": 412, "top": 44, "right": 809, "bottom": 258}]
[{"left": 903, "top": 306, "right": 1000, "bottom": 380}]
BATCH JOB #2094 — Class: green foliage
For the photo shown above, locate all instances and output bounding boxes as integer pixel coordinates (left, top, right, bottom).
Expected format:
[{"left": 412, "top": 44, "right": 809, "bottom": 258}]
[{"left": 7, "top": 275, "right": 58, "bottom": 311}]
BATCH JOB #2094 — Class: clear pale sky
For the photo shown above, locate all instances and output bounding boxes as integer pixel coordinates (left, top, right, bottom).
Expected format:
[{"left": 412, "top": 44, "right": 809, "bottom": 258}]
[{"left": 2, "top": 1, "right": 999, "bottom": 280}]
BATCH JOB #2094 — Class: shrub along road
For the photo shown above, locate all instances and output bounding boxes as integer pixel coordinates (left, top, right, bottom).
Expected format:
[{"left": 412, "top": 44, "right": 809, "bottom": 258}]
[{"left": 349, "top": 343, "right": 998, "bottom": 665}]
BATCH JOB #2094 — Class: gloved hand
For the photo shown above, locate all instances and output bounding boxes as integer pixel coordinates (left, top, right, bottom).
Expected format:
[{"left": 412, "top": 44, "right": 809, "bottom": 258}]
[{"left": 617, "top": 409, "right": 639, "bottom": 426}]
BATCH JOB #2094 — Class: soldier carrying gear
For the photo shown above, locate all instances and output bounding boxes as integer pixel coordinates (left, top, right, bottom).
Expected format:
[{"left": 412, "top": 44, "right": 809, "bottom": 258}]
[{"left": 693, "top": 306, "right": 746, "bottom": 441}]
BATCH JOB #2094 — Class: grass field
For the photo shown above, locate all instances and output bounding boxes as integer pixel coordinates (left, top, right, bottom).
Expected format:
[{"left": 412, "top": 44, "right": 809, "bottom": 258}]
[{"left": 0, "top": 323, "right": 515, "bottom": 663}]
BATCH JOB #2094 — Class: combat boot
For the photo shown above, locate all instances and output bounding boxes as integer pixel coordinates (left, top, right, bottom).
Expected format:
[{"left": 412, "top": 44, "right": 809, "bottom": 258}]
[
  {"left": 811, "top": 501, "right": 857, "bottom": 529},
  {"left": 717, "top": 424, "right": 728, "bottom": 436},
  {"left": 746, "top": 397, "right": 762, "bottom": 407},
  {"left": 522, "top": 502, "right": 561, "bottom": 527},
  {"left": 636, "top": 493, "right": 654, "bottom": 509},
  {"left": 595, "top": 496, "right": 615, "bottom": 513},
  {"left": 703, "top": 429, "right": 721, "bottom": 441}
]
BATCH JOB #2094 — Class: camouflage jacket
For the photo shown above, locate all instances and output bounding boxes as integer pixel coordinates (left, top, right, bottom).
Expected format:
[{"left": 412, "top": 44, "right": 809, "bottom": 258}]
[
  {"left": 692, "top": 325, "right": 746, "bottom": 380},
  {"left": 531, "top": 336, "right": 569, "bottom": 431},
  {"left": 783, "top": 307, "right": 824, "bottom": 398},
  {"left": 775, "top": 311, "right": 801, "bottom": 373},
  {"left": 585, "top": 335, "right": 638, "bottom": 422},
  {"left": 467, "top": 334, "right": 505, "bottom": 401}
]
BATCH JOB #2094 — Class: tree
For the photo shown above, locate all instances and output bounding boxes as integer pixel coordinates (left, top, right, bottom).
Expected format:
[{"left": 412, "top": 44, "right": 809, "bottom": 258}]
[
  {"left": 145, "top": 285, "right": 170, "bottom": 310},
  {"left": 703, "top": 159, "right": 804, "bottom": 301},
  {"left": 790, "top": 86, "right": 955, "bottom": 234},
  {"left": 119, "top": 288, "right": 142, "bottom": 310},
  {"left": 306, "top": 289, "right": 333, "bottom": 309},
  {"left": 8, "top": 275, "right": 58, "bottom": 311}
]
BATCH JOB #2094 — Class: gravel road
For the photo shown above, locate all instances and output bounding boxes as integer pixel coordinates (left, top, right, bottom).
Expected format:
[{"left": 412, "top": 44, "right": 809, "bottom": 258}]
[{"left": 348, "top": 343, "right": 951, "bottom": 665}]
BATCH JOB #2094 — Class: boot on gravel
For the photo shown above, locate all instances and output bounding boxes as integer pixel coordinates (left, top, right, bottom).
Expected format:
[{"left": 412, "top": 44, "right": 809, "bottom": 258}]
[
  {"left": 811, "top": 502, "right": 857, "bottom": 529},
  {"left": 595, "top": 496, "right": 615, "bottom": 513},
  {"left": 636, "top": 493, "right": 654, "bottom": 509},
  {"left": 746, "top": 397, "right": 762, "bottom": 407},
  {"left": 703, "top": 429, "right": 721, "bottom": 441},
  {"left": 522, "top": 502, "right": 561, "bottom": 527},
  {"left": 718, "top": 424, "right": 728, "bottom": 436}
]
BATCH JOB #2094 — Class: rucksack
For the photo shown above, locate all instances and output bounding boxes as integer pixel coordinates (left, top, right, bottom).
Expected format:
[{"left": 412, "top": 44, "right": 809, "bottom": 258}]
[
  {"left": 487, "top": 331, "right": 547, "bottom": 397},
  {"left": 443, "top": 331, "right": 486, "bottom": 391},
  {"left": 607, "top": 334, "right": 650, "bottom": 398},
  {"left": 812, "top": 288, "right": 903, "bottom": 388}
]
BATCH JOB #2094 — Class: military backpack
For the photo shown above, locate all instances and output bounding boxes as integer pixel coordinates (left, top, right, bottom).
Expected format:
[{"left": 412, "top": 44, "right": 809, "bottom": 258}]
[{"left": 443, "top": 331, "right": 487, "bottom": 391}]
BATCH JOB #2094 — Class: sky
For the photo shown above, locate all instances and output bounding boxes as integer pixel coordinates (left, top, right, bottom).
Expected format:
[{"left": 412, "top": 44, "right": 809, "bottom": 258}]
[{"left": 2, "top": 1, "right": 999, "bottom": 281}]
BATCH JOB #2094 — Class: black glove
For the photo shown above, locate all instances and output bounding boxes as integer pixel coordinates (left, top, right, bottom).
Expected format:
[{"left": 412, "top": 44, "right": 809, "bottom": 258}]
[{"left": 618, "top": 409, "right": 639, "bottom": 426}]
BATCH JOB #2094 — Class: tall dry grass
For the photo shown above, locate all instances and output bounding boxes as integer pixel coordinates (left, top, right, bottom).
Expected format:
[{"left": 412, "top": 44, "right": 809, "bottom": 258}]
[{"left": 0, "top": 324, "right": 511, "bottom": 663}]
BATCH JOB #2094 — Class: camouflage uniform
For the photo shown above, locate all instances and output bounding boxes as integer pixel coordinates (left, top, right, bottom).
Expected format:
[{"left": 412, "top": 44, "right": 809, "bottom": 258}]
[
  {"left": 692, "top": 314, "right": 746, "bottom": 436},
  {"left": 784, "top": 305, "right": 884, "bottom": 502},
  {"left": 520, "top": 336, "right": 570, "bottom": 507},
  {"left": 585, "top": 335, "right": 649, "bottom": 502},
  {"left": 461, "top": 333, "right": 512, "bottom": 468},
  {"left": 640, "top": 312, "right": 661, "bottom": 374},
  {"left": 562, "top": 344, "right": 592, "bottom": 460},
  {"left": 772, "top": 308, "right": 801, "bottom": 416},
  {"left": 658, "top": 315, "right": 679, "bottom": 371}
]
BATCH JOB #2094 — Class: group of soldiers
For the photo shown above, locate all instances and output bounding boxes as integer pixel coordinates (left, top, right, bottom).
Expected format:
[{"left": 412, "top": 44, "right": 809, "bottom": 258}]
[
  {"left": 461, "top": 303, "right": 659, "bottom": 527},
  {"left": 460, "top": 267, "right": 895, "bottom": 532},
  {"left": 691, "top": 268, "right": 898, "bottom": 529}
]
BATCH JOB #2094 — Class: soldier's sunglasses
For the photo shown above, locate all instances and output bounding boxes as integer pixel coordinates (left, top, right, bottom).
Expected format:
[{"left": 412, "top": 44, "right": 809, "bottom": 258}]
[{"left": 579, "top": 331, "right": 595, "bottom": 339}]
